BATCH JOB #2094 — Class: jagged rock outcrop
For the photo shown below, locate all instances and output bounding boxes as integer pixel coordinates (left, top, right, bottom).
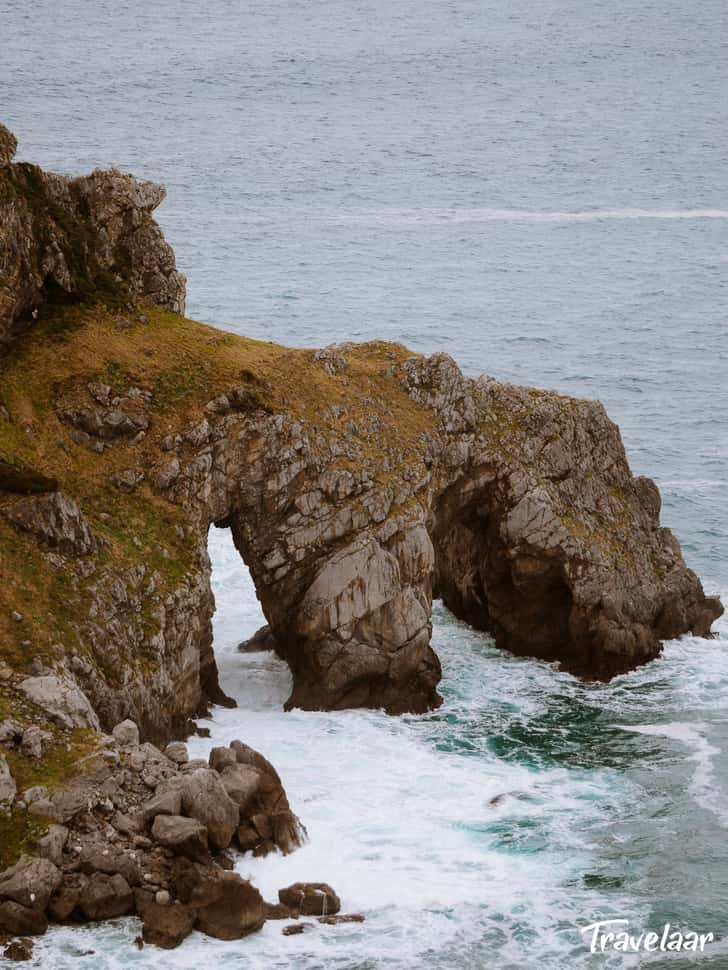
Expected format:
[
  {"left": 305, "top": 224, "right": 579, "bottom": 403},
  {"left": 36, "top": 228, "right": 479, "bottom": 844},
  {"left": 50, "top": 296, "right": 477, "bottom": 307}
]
[
  {"left": 0, "top": 724, "right": 312, "bottom": 948},
  {"left": 0, "top": 128, "right": 721, "bottom": 744},
  {"left": 0, "top": 125, "right": 184, "bottom": 353}
]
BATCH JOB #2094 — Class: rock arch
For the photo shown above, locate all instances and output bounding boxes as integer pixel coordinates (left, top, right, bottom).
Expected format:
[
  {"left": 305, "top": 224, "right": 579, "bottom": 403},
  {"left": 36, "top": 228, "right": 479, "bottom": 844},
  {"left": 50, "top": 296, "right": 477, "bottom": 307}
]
[{"left": 162, "top": 350, "right": 722, "bottom": 720}]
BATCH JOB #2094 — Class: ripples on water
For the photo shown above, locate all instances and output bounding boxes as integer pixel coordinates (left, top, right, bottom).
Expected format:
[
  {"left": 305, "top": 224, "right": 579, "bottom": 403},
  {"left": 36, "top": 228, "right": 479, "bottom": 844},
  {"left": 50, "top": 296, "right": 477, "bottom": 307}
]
[{"left": 6, "top": 0, "right": 727, "bottom": 965}]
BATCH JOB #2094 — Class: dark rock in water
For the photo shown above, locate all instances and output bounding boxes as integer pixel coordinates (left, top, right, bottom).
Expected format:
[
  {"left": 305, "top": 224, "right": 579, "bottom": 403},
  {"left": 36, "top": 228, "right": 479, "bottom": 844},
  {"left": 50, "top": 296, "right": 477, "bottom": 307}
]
[
  {"left": 142, "top": 901, "right": 195, "bottom": 949},
  {"left": 3, "top": 937, "right": 33, "bottom": 961},
  {"left": 271, "top": 811, "right": 307, "bottom": 855},
  {"left": 252, "top": 840, "right": 276, "bottom": 858},
  {"left": 264, "top": 901, "right": 296, "bottom": 920},
  {"left": 278, "top": 883, "right": 341, "bottom": 917},
  {"left": 319, "top": 914, "right": 366, "bottom": 925},
  {"left": 172, "top": 859, "right": 265, "bottom": 940},
  {"left": 0, "top": 124, "right": 18, "bottom": 166},
  {"left": 238, "top": 625, "right": 278, "bottom": 653},
  {"left": 213, "top": 849, "right": 235, "bottom": 871},
  {"left": 282, "top": 923, "right": 310, "bottom": 936},
  {"left": 78, "top": 873, "right": 134, "bottom": 921}
]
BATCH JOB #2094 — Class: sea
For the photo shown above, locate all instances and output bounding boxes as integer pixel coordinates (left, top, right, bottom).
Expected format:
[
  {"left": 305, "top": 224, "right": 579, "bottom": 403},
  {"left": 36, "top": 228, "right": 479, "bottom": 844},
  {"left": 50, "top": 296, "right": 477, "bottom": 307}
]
[{"left": 3, "top": 0, "right": 727, "bottom": 966}]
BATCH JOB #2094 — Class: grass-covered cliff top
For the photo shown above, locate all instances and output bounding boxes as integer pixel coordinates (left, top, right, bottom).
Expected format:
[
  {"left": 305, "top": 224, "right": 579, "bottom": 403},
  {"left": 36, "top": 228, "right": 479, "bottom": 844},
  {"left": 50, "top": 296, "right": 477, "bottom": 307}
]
[
  {"left": 0, "top": 300, "right": 434, "bottom": 675},
  {"left": 0, "top": 299, "right": 438, "bottom": 865}
]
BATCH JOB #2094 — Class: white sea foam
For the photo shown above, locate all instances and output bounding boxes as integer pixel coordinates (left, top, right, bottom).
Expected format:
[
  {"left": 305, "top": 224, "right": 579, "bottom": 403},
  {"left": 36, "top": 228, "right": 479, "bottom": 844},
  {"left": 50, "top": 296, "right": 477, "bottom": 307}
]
[
  {"left": 207, "top": 207, "right": 728, "bottom": 226},
  {"left": 33, "top": 532, "right": 728, "bottom": 969},
  {"left": 618, "top": 722, "right": 728, "bottom": 829}
]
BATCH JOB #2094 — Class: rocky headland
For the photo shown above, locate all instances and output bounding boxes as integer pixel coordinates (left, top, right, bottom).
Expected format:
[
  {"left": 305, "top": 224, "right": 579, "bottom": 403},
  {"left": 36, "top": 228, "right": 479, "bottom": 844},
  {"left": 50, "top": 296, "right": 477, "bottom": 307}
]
[{"left": 0, "top": 123, "right": 722, "bottom": 955}]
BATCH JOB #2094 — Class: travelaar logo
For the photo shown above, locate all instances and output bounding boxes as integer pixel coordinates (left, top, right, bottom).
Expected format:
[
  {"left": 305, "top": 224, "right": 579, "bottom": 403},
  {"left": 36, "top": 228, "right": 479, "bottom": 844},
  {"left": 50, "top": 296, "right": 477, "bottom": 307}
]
[{"left": 581, "top": 919, "right": 714, "bottom": 954}]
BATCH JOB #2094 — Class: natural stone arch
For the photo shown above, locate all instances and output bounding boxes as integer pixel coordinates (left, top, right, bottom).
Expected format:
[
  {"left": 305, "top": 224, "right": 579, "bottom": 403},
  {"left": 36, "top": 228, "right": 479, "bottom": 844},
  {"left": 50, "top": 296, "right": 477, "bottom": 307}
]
[{"left": 177, "top": 347, "right": 721, "bottom": 717}]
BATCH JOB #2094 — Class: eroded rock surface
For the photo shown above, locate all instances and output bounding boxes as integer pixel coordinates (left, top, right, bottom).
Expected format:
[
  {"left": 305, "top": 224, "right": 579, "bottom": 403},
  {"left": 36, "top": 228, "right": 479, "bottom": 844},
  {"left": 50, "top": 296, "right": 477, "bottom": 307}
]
[
  {"left": 0, "top": 725, "right": 315, "bottom": 947},
  {"left": 0, "top": 125, "right": 721, "bottom": 739},
  {"left": 0, "top": 126, "right": 185, "bottom": 353}
]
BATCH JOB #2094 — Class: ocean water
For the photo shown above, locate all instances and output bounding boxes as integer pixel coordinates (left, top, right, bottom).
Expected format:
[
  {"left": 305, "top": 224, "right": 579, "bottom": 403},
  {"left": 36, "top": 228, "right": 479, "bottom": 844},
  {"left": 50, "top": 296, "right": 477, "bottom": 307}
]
[{"left": 4, "top": 0, "right": 727, "bottom": 966}]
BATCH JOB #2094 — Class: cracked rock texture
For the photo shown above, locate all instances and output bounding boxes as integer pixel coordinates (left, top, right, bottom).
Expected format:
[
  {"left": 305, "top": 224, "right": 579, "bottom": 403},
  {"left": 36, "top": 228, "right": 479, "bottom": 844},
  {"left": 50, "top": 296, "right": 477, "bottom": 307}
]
[
  {"left": 0, "top": 127, "right": 722, "bottom": 754},
  {"left": 0, "top": 124, "right": 185, "bottom": 354}
]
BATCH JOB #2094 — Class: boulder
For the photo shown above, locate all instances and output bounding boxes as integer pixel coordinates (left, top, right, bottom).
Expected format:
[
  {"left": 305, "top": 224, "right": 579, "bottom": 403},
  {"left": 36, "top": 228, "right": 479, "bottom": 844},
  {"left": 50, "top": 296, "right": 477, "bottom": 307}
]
[
  {"left": 264, "top": 900, "right": 295, "bottom": 919},
  {"left": 78, "top": 873, "right": 134, "bottom": 921},
  {"left": 35, "top": 825, "right": 69, "bottom": 867},
  {"left": 179, "top": 770, "right": 238, "bottom": 850},
  {"left": 319, "top": 913, "right": 366, "bottom": 924},
  {"left": 0, "top": 855, "right": 62, "bottom": 911},
  {"left": 0, "top": 901, "right": 47, "bottom": 936},
  {"left": 163, "top": 742, "right": 188, "bottom": 765},
  {"left": 20, "top": 727, "right": 52, "bottom": 759},
  {"left": 151, "top": 815, "right": 209, "bottom": 862},
  {"left": 141, "top": 789, "right": 182, "bottom": 825},
  {"left": 173, "top": 859, "right": 264, "bottom": 940},
  {"left": 17, "top": 675, "right": 99, "bottom": 730},
  {"left": 78, "top": 846, "right": 141, "bottom": 886},
  {"left": 271, "top": 811, "right": 306, "bottom": 855},
  {"left": 237, "top": 625, "right": 278, "bottom": 653},
  {"left": 208, "top": 746, "right": 237, "bottom": 772},
  {"left": 47, "top": 883, "right": 82, "bottom": 922},
  {"left": 229, "top": 741, "right": 282, "bottom": 784},
  {"left": 142, "top": 901, "right": 195, "bottom": 949},
  {"left": 278, "top": 883, "right": 341, "bottom": 917},
  {"left": 0, "top": 719, "right": 21, "bottom": 744},
  {"left": 219, "top": 764, "right": 264, "bottom": 815},
  {"left": 112, "top": 719, "right": 140, "bottom": 747},
  {"left": 236, "top": 825, "right": 261, "bottom": 852}
]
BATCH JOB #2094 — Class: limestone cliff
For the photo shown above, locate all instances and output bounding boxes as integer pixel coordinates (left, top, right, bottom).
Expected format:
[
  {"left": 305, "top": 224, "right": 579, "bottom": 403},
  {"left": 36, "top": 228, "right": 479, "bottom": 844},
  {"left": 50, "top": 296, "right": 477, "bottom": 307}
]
[
  {"left": 0, "top": 122, "right": 184, "bottom": 354},
  {"left": 0, "top": 126, "right": 723, "bottom": 848}
]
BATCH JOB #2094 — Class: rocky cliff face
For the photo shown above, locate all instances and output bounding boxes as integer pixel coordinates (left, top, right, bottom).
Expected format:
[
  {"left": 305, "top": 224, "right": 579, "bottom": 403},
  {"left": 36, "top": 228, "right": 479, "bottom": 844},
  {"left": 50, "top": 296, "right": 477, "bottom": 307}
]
[
  {"left": 1, "top": 124, "right": 722, "bottom": 738},
  {"left": 0, "top": 124, "right": 723, "bottom": 948},
  {"left": 0, "top": 122, "right": 185, "bottom": 354},
  {"left": 0, "top": 124, "right": 722, "bottom": 832}
]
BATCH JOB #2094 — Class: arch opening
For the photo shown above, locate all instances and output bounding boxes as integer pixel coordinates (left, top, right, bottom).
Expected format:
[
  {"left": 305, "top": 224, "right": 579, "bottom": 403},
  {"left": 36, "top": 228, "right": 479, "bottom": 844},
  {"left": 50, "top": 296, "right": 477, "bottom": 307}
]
[
  {"left": 431, "top": 475, "right": 577, "bottom": 671},
  {"left": 205, "top": 523, "right": 293, "bottom": 712}
]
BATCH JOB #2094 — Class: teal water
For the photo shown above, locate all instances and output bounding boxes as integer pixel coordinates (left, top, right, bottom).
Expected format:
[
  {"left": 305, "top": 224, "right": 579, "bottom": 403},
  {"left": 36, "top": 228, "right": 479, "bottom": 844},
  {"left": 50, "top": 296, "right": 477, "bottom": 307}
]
[{"left": 5, "top": 0, "right": 727, "bottom": 965}]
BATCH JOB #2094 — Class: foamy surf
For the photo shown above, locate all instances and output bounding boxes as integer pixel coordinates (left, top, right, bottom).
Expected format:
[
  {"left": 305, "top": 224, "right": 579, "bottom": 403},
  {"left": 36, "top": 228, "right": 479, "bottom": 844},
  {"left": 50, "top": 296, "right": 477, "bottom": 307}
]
[{"left": 33, "top": 531, "right": 728, "bottom": 969}]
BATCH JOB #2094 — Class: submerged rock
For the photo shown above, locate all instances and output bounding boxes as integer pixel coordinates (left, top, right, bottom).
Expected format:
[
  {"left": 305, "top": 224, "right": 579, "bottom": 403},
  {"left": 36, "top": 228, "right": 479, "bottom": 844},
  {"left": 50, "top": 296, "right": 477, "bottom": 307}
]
[{"left": 3, "top": 937, "right": 34, "bottom": 961}]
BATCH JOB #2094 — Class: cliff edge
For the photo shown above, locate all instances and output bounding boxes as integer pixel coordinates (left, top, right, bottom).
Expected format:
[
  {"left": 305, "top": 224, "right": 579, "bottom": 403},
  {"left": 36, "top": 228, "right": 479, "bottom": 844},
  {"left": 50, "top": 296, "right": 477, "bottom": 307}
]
[{"left": 0, "top": 126, "right": 722, "bottom": 944}]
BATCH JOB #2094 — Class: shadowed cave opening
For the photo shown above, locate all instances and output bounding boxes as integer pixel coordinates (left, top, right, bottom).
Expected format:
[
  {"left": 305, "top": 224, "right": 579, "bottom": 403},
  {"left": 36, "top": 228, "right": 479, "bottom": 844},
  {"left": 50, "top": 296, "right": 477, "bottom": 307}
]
[{"left": 431, "top": 480, "right": 581, "bottom": 674}]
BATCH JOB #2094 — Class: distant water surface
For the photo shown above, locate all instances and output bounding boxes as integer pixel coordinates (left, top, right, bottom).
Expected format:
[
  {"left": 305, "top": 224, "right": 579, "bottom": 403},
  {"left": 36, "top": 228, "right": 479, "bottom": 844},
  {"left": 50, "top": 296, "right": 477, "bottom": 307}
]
[{"left": 5, "top": 0, "right": 727, "bottom": 966}]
